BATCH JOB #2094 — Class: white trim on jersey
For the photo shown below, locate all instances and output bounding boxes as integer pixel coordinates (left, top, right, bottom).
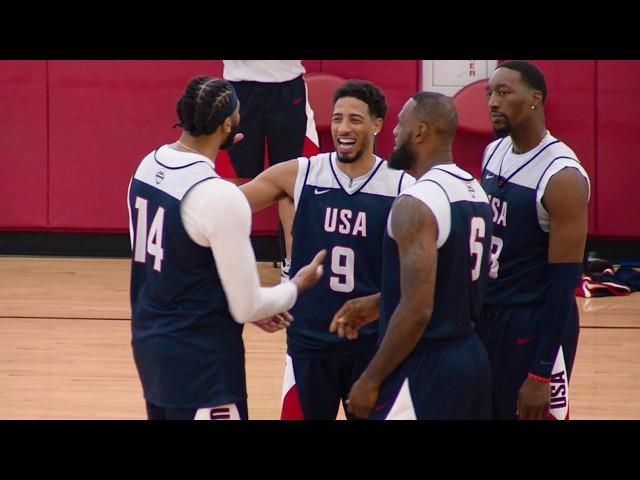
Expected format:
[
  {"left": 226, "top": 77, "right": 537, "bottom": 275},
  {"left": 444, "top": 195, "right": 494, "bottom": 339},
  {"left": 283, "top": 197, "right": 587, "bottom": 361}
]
[
  {"left": 328, "top": 154, "right": 383, "bottom": 194},
  {"left": 389, "top": 182, "right": 451, "bottom": 248},
  {"left": 293, "top": 156, "right": 310, "bottom": 210},
  {"left": 385, "top": 378, "right": 417, "bottom": 420},
  {"left": 133, "top": 145, "right": 217, "bottom": 201},
  {"left": 390, "top": 164, "right": 488, "bottom": 248},
  {"left": 482, "top": 132, "right": 590, "bottom": 233},
  {"left": 399, "top": 172, "right": 417, "bottom": 193},
  {"left": 292, "top": 153, "right": 412, "bottom": 207}
]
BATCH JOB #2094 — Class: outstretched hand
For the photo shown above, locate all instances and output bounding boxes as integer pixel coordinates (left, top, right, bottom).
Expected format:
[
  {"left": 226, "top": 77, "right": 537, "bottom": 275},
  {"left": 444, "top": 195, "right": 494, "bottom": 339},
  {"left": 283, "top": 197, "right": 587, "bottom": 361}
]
[
  {"left": 290, "top": 249, "right": 326, "bottom": 294},
  {"left": 253, "top": 311, "right": 293, "bottom": 333},
  {"left": 329, "top": 293, "right": 381, "bottom": 340}
]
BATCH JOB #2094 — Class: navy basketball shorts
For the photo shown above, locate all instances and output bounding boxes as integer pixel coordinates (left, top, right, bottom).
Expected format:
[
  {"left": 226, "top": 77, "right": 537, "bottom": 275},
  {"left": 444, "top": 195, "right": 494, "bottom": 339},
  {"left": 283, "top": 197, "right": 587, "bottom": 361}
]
[
  {"left": 228, "top": 75, "right": 309, "bottom": 178},
  {"left": 281, "top": 342, "right": 377, "bottom": 420},
  {"left": 476, "top": 303, "right": 579, "bottom": 420},
  {"left": 145, "top": 401, "right": 248, "bottom": 420},
  {"left": 371, "top": 334, "right": 492, "bottom": 420}
]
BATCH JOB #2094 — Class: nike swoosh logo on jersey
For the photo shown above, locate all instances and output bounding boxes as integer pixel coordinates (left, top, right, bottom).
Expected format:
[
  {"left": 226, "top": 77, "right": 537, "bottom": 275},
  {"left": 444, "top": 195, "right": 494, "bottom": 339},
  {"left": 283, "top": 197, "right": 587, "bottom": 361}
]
[
  {"left": 517, "top": 337, "right": 532, "bottom": 345},
  {"left": 485, "top": 174, "right": 495, "bottom": 179},
  {"left": 314, "top": 188, "right": 331, "bottom": 195}
]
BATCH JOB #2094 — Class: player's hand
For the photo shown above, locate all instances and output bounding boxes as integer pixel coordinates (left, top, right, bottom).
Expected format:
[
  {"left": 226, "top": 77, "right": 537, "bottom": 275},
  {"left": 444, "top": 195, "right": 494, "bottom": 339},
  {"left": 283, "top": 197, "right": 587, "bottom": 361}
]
[
  {"left": 252, "top": 311, "right": 293, "bottom": 333},
  {"left": 330, "top": 293, "right": 381, "bottom": 340},
  {"left": 516, "top": 377, "right": 551, "bottom": 420},
  {"left": 290, "top": 250, "right": 326, "bottom": 294},
  {"left": 346, "top": 376, "right": 380, "bottom": 419}
]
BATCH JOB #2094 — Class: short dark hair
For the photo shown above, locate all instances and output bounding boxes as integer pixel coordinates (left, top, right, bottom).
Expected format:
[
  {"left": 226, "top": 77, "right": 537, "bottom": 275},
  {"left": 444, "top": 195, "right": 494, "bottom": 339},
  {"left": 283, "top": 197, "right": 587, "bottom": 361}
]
[
  {"left": 333, "top": 79, "right": 387, "bottom": 119},
  {"left": 498, "top": 60, "right": 548, "bottom": 103},
  {"left": 411, "top": 91, "right": 458, "bottom": 140},
  {"left": 175, "top": 76, "right": 238, "bottom": 136}
]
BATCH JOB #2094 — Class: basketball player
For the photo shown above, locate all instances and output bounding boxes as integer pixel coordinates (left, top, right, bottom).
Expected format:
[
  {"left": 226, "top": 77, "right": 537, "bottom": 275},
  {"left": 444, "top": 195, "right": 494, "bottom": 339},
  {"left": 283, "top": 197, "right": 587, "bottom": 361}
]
[
  {"left": 240, "top": 80, "right": 415, "bottom": 419},
  {"left": 478, "top": 61, "right": 590, "bottom": 420},
  {"left": 330, "top": 92, "right": 493, "bottom": 419},
  {"left": 128, "top": 76, "right": 325, "bottom": 420}
]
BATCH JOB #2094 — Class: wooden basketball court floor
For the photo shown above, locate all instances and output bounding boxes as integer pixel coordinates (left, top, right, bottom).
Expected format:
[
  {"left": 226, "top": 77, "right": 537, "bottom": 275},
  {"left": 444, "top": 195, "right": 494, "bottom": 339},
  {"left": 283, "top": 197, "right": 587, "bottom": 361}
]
[{"left": 0, "top": 256, "right": 638, "bottom": 419}]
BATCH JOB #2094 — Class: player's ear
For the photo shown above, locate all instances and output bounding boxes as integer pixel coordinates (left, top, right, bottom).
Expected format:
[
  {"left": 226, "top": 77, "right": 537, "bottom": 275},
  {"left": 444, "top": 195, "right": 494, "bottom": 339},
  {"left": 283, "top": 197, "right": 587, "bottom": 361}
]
[
  {"left": 373, "top": 117, "right": 383, "bottom": 136},
  {"left": 531, "top": 90, "right": 543, "bottom": 109},
  {"left": 415, "top": 121, "right": 429, "bottom": 143},
  {"left": 221, "top": 116, "right": 233, "bottom": 133}
]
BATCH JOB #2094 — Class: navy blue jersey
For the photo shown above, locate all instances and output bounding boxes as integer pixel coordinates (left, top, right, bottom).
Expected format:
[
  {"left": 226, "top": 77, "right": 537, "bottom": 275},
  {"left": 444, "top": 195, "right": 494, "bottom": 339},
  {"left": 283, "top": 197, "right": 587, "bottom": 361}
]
[
  {"left": 481, "top": 132, "right": 590, "bottom": 306},
  {"left": 128, "top": 146, "right": 245, "bottom": 409},
  {"left": 380, "top": 164, "right": 493, "bottom": 342},
  {"left": 288, "top": 153, "right": 413, "bottom": 354}
]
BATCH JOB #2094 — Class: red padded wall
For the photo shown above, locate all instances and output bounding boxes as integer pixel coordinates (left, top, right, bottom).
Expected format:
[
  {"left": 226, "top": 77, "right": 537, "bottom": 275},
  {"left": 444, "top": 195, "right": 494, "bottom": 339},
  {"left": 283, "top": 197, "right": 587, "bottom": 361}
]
[
  {"left": 48, "top": 60, "right": 223, "bottom": 231},
  {"left": 596, "top": 60, "right": 640, "bottom": 238},
  {"left": 0, "top": 61, "right": 48, "bottom": 229},
  {"left": 453, "top": 131, "right": 493, "bottom": 180},
  {"left": 3, "top": 60, "right": 638, "bottom": 239}
]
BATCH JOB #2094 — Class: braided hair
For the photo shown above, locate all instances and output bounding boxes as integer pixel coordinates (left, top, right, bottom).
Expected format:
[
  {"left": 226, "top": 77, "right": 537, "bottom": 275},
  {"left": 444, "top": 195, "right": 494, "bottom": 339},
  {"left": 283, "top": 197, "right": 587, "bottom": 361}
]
[{"left": 175, "top": 76, "right": 239, "bottom": 136}]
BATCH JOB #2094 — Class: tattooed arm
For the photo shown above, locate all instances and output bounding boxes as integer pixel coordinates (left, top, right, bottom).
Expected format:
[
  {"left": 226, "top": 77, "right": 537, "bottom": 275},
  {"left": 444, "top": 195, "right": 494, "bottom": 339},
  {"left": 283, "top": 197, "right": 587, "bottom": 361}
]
[{"left": 346, "top": 195, "right": 438, "bottom": 419}]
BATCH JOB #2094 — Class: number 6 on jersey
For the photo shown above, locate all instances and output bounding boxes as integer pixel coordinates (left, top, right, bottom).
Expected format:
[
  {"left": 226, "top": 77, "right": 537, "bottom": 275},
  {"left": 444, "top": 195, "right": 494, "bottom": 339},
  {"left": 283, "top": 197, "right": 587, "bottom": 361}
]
[{"left": 469, "top": 217, "right": 486, "bottom": 281}]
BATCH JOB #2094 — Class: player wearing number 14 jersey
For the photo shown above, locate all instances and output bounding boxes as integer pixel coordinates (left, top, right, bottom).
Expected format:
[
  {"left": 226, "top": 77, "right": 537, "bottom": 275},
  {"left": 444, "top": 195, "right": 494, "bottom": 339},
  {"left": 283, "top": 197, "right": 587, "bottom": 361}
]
[
  {"left": 128, "top": 76, "right": 325, "bottom": 420},
  {"left": 240, "top": 80, "right": 414, "bottom": 419}
]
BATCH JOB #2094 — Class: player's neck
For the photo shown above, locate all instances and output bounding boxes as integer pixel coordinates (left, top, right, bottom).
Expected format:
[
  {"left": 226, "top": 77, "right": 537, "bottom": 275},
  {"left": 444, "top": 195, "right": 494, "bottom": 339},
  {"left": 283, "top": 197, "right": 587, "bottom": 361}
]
[
  {"left": 411, "top": 145, "right": 453, "bottom": 179},
  {"left": 509, "top": 123, "right": 547, "bottom": 154},
  {"left": 174, "top": 134, "right": 218, "bottom": 162},
  {"left": 336, "top": 151, "right": 376, "bottom": 180}
]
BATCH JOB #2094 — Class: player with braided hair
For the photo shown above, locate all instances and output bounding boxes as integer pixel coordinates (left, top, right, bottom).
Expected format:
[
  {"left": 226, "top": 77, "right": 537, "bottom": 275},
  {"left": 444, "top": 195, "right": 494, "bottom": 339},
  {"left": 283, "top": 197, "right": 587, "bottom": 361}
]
[{"left": 128, "top": 76, "right": 326, "bottom": 420}]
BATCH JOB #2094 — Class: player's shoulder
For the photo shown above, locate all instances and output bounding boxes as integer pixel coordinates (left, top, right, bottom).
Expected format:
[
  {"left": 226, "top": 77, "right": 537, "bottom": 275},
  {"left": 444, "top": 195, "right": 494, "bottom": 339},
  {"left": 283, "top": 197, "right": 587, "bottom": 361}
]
[
  {"left": 302, "top": 152, "right": 332, "bottom": 175},
  {"left": 192, "top": 175, "right": 242, "bottom": 201},
  {"left": 307, "top": 152, "right": 332, "bottom": 164},
  {"left": 484, "top": 137, "right": 507, "bottom": 156},
  {"left": 376, "top": 158, "right": 416, "bottom": 185},
  {"left": 546, "top": 135, "right": 580, "bottom": 162},
  {"left": 408, "top": 164, "right": 487, "bottom": 202}
]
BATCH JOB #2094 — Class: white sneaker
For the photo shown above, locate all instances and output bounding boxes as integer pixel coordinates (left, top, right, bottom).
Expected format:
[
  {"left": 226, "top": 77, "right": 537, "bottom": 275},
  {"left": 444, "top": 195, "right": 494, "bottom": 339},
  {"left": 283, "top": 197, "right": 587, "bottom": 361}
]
[{"left": 280, "top": 258, "right": 291, "bottom": 283}]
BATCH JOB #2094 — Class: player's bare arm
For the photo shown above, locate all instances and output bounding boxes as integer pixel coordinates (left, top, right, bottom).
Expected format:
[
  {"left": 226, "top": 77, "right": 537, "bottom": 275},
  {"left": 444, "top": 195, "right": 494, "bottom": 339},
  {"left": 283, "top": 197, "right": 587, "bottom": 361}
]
[
  {"left": 346, "top": 196, "right": 437, "bottom": 418},
  {"left": 517, "top": 167, "right": 589, "bottom": 420},
  {"left": 544, "top": 167, "right": 590, "bottom": 263},
  {"left": 239, "top": 159, "right": 299, "bottom": 212}
]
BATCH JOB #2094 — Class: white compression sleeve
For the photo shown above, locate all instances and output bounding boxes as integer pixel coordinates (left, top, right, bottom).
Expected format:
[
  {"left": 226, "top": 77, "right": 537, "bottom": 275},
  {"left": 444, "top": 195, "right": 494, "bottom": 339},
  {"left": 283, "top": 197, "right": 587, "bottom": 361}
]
[{"left": 182, "top": 179, "right": 297, "bottom": 324}]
